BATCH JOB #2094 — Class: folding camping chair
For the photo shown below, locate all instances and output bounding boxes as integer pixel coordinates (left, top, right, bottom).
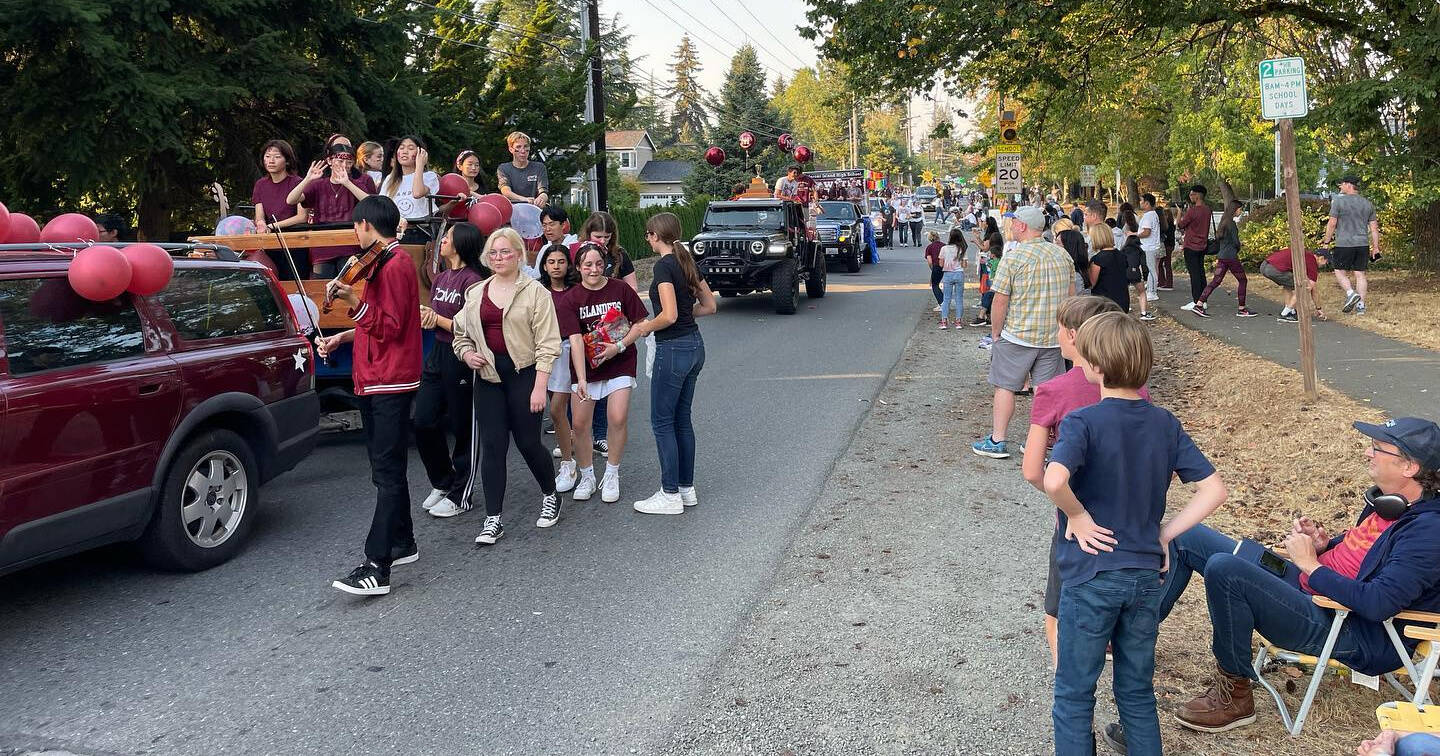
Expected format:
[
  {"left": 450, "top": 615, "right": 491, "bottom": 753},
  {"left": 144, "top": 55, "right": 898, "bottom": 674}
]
[
  {"left": 1251, "top": 595, "right": 1440, "bottom": 735},
  {"left": 1375, "top": 625, "right": 1440, "bottom": 734}
]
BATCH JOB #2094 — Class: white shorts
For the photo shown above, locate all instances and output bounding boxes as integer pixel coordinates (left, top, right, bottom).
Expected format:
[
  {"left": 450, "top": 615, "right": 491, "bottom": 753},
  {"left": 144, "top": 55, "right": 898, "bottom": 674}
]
[
  {"left": 547, "top": 341, "right": 573, "bottom": 393},
  {"left": 575, "top": 375, "right": 635, "bottom": 401}
]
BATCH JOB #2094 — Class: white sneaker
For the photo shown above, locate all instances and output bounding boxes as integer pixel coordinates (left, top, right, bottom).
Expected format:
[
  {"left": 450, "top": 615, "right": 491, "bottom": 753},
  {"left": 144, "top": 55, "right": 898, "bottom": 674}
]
[
  {"left": 600, "top": 470, "right": 620, "bottom": 503},
  {"left": 1180, "top": 301, "right": 1197, "bottom": 312},
  {"left": 429, "top": 498, "right": 464, "bottom": 518},
  {"left": 554, "top": 460, "right": 578, "bottom": 493},
  {"left": 573, "top": 472, "right": 596, "bottom": 501},
  {"left": 551, "top": 446, "right": 562, "bottom": 458},
  {"left": 679, "top": 486, "right": 699, "bottom": 507},
  {"left": 421, "top": 488, "right": 447, "bottom": 510},
  {"left": 1145, "top": 293, "right": 1159, "bottom": 302},
  {"left": 634, "top": 489, "right": 684, "bottom": 515}
]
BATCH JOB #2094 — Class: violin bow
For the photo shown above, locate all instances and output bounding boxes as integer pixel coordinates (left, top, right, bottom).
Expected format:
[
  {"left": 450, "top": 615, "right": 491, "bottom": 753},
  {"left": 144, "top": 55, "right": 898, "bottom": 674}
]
[{"left": 268, "top": 215, "right": 331, "bottom": 364}]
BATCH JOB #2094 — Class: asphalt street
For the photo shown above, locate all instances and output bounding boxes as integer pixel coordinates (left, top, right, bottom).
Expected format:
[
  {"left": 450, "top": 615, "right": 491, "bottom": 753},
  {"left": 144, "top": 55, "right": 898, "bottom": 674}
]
[{"left": 0, "top": 238, "right": 936, "bottom": 755}]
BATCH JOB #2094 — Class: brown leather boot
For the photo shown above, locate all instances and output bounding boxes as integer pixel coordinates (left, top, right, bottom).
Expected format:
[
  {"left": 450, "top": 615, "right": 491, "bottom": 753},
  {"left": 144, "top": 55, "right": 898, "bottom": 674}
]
[{"left": 1175, "top": 665, "right": 1258, "bottom": 733}]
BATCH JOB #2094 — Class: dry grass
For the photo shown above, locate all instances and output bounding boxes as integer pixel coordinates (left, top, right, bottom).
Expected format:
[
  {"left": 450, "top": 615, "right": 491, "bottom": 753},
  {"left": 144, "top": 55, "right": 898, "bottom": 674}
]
[
  {"left": 1144, "top": 319, "right": 1402, "bottom": 755},
  {"left": 1242, "top": 270, "right": 1440, "bottom": 352}
]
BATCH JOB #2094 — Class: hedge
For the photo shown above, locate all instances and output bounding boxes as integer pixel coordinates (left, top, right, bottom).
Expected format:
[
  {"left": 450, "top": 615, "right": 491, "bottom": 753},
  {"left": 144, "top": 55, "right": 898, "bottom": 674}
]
[{"left": 564, "top": 197, "right": 713, "bottom": 261}]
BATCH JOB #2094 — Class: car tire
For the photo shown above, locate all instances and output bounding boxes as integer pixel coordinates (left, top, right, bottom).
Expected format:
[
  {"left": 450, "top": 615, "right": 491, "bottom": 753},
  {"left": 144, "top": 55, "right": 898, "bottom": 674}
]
[
  {"left": 846, "top": 242, "right": 862, "bottom": 273},
  {"left": 805, "top": 257, "right": 827, "bottom": 299},
  {"left": 138, "top": 428, "right": 259, "bottom": 571},
  {"left": 771, "top": 261, "right": 799, "bottom": 315}
]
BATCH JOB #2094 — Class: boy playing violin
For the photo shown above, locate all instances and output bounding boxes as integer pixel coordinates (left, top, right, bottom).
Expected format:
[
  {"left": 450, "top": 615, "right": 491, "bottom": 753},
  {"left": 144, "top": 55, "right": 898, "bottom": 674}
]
[{"left": 320, "top": 196, "right": 424, "bottom": 596}]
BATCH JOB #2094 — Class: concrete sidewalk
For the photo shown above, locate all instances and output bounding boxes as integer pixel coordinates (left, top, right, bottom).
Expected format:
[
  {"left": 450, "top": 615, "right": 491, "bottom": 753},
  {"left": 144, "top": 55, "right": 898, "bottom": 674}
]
[{"left": 1154, "top": 278, "right": 1439, "bottom": 419}]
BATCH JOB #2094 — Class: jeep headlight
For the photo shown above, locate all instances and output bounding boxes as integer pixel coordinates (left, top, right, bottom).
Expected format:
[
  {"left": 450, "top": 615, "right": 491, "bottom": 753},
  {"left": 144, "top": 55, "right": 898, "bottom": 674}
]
[
  {"left": 767, "top": 242, "right": 788, "bottom": 257},
  {"left": 749, "top": 240, "right": 764, "bottom": 254},
  {"left": 839, "top": 233, "right": 849, "bottom": 242},
  {"left": 692, "top": 241, "right": 704, "bottom": 254}
]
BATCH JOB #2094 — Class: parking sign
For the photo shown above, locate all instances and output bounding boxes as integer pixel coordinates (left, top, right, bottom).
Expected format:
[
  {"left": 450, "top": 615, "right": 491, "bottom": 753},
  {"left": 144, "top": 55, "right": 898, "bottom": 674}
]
[{"left": 1259, "top": 57, "right": 1308, "bottom": 119}]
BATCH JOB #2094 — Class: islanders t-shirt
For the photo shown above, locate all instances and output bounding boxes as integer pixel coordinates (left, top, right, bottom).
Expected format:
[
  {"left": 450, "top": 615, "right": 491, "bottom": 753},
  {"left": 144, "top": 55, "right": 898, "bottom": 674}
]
[{"left": 556, "top": 278, "right": 649, "bottom": 382}]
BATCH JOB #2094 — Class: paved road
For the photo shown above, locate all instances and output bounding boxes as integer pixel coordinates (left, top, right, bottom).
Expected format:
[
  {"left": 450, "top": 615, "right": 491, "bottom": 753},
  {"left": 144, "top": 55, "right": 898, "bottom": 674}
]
[{"left": 0, "top": 243, "right": 936, "bottom": 755}]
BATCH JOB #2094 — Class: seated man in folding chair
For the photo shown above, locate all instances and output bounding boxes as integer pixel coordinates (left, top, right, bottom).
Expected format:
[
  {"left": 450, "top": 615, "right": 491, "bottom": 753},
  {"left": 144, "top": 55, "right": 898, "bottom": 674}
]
[{"left": 1121, "top": 417, "right": 1440, "bottom": 740}]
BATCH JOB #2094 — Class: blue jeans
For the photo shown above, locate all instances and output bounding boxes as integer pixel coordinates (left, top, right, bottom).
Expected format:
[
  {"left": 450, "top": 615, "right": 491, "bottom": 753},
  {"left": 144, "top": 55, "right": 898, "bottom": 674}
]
[
  {"left": 1054, "top": 568, "right": 1165, "bottom": 756},
  {"left": 650, "top": 332, "right": 705, "bottom": 493},
  {"left": 592, "top": 396, "right": 608, "bottom": 443},
  {"left": 1398, "top": 733, "right": 1440, "bottom": 756},
  {"left": 1159, "top": 524, "right": 1373, "bottom": 677},
  {"left": 940, "top": 270, "right": 965, "bottom": 319}
]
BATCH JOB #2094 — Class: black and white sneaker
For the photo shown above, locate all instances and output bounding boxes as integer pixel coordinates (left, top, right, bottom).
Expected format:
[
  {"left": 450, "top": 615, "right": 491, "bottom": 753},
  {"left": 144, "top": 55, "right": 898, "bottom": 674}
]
[
  {"left": 475, "top": 515, "right": 504, "bottom": 545},
  {"left": 332, "top": 562, "right": 390, "bottom": 596},
  {"left": 1342, "top": 291, "right": 1362, "bottom": 313},
  {"left": 536, "top": 492, "right": 562, "bottom": 528},
  {"left": 390, "top": 543, "right": 419, "bottom": 567},
  {"left": 1277, "top": 311, "right": 1299, "bottom": 323},
  {"left": 593, "top": 439, "right": 610, "bottom": 457}
]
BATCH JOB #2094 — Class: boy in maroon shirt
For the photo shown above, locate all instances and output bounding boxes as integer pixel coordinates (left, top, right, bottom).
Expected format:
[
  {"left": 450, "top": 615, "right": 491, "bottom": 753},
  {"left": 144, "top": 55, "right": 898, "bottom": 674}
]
[{"left": 320, "top": 196, "right": 423, "bottom": 597}]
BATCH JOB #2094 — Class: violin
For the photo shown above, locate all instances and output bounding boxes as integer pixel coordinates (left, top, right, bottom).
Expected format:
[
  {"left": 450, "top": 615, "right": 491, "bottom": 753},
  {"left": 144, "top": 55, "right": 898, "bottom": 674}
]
[{"left": 323, "top": 239, "right": 394, "bottom": 314}]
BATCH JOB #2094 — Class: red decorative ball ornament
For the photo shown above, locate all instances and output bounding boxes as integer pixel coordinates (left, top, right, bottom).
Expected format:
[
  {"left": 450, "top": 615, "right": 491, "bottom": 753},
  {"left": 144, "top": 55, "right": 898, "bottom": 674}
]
[
  {"left": 479, "top": 193, "right": 513, "bottom": 224},
  {"left": 122, "top": 243, "right": 174, "bottom": 295},
  {"left": 704, "top": 147, "right": 726, "bottom": 166},
  {"left": 0, "top": 201, "right": 11, "bottom": 241},
  {"left": 439, "top": 173, "right": 472, "bottom": 218},
  {"left": 778, "top": 134, "right": 795, "bottom": 152},
  {"left": 68, "top": 245, "right": 132, "bottom": 301},
  {"left": 794, "top": 145, "right": 813, "bottom": 163},
  {"left": 467, "top": 201, "right": 505, "bottom": 236},
  {"left": 738, "top": 131, "right": 755, "bottom": 151},
  {"left": 5, "top": 212, "right": 40, "bottom": 244},
  {"left": 42, "top": 212, "right": 101, "bottom": 244}
]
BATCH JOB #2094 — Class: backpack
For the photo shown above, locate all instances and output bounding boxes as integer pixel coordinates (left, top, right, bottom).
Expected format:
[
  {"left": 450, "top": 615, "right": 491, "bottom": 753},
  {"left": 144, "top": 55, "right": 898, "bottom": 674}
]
[{"left": 1122, "top": 235, "right": 1146, "bottom": 283}]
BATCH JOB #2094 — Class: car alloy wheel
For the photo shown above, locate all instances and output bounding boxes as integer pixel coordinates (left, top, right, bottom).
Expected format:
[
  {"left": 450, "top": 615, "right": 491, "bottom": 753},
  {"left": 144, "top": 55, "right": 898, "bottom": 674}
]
[{"left": 181, "top": 449, "right": 249, "bottom": 548}]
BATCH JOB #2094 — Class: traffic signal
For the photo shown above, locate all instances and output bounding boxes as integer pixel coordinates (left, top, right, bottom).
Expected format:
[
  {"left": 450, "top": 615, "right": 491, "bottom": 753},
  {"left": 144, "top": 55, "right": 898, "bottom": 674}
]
[{"left": 999, "top": 109, "right": 1018, "bottom": 144}]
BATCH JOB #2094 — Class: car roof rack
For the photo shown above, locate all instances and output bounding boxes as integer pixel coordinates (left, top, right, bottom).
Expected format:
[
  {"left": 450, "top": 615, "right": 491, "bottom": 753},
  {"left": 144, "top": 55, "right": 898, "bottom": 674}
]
[{"left": 0, "top": 241, "right": 241, "bottom": 262}]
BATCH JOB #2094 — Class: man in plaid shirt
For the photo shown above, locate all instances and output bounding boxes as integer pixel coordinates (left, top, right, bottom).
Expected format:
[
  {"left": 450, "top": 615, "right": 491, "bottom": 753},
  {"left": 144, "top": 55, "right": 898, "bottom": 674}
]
[{"left": 973, "top": 206, "right": 1077, "bottom": 459}]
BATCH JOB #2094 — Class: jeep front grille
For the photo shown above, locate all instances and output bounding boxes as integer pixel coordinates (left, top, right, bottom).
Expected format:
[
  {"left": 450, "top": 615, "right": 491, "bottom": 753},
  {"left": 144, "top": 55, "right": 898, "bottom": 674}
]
[{"left": 702, "top": 239, "right": 755, "bottom": 255}]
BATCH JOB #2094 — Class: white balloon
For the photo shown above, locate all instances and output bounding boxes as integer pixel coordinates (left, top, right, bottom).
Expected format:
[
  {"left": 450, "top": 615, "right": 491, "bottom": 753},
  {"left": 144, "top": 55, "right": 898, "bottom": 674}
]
[
  {"left": 510, "top": 202, "right": 543, "bottom": 239},
  {"left": 287, "top": 292, "right": 320, "bottom": 331}
]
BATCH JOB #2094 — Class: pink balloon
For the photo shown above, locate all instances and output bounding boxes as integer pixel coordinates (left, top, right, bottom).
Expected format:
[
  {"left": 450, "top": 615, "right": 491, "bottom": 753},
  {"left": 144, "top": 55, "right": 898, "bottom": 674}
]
[
  {"left": 122, "top": 243, "right": 174, "bottom": 295},
  {"left": 439, "top": 173, "right": 471, "bottom": 219},
  {"left": 5, "top": 213, "right": 40, "bottom": 244},
  {"left": 467, "top": 202, "right": 504, "bottom": 236},
  {"left": 0, "top": 201, "right": 11, "bottom": 242},
  {"left": 41, "top": 213, "right": 100, "bottom": 244},
  {"left": 68, "top": 245, "right": 132, "bottom": 301},
  {"left": 479, "top": 193, "right": 513, "bottom": 224}
]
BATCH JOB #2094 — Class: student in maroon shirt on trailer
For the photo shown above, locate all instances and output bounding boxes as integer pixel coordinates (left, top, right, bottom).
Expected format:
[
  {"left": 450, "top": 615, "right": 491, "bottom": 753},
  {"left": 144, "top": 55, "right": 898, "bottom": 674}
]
[
  {"left": 414, "top": 222, "right": 490, "bottom": 520},
  {"left": 287, "top": 134, "right": 376, "bottom": 279},
  {"left": 251, "top": 139, "right": 307, "bottom": 279},
  {"left": 320, "top": 196, "right": 423, "bottom": 598}
]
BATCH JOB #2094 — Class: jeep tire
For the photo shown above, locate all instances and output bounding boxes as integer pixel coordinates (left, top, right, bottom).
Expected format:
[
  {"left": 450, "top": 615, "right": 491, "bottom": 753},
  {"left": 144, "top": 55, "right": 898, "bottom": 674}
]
[
  {"left": 771, "top": 261, "right": 799, "bottom": 315},
  {"left": 139, "top": 428, "right": 258, "bottom": 571},
  {"left": 805, "top": 257, "right": 827, "bottom": 299},
  {"left": 846, "top": 241, "right": 862, "bottom": 273}
]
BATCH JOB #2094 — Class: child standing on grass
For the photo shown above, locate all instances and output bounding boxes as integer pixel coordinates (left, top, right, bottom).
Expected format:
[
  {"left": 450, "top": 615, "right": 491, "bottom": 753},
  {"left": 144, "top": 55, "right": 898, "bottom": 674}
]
[
  {"left": 1021, "top": 296, "right": 1151, "bottom": 667},
  {"left": 1043, "top": 312, "right": 1228, "bottom": 756}
]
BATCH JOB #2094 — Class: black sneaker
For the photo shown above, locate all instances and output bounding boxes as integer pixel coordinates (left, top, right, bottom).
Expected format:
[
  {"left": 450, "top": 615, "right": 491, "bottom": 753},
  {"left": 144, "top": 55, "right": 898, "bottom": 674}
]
[
  {"left": 332, "top": 561, "right": 390, "bottom": 596},
  {"left": 1277, "top": 311, "right": 1299, "bottom": 323},
  {"left": 593, "top": 439, "right": 609, "bottom": 456},
  {"left": 1102, "top": 722, "right": 1127, "bottom": 754},
  {"left": 536, "top": 492, "right": 562, "bottom": 528},
  {"left": 1191, "top": 304, "right": 1210, "bottom": 319},
  {"left": 969, "top": 316, "right": 989, "bottom": 326},
  {"left": 475, "top": 515, "right": 504, "bottom": 545},
  {"left": 390, "top": 543, "right": 419, "bottom": 567}
]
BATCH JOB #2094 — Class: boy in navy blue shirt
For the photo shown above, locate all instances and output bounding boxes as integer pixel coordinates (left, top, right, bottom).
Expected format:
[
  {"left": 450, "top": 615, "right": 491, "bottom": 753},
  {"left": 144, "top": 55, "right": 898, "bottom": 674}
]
[{"left": 1043, "top": 311, "right": 1228, "bottom": 755}]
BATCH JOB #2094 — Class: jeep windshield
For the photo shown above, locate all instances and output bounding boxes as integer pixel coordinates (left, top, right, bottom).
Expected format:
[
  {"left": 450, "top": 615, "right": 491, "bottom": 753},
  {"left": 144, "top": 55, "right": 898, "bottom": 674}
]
[
  {"left": 818, "top": 202, "right": 856, "bottom": 221},
  {"left": 703, "top": 207, "right": 785, "bottom": 229}
]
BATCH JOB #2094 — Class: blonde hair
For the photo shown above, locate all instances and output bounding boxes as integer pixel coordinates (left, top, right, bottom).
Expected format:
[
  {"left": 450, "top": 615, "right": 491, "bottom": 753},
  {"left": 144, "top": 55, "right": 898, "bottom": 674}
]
[
  {"left": 1087, "top": 223, "right": 1115, "bottom": 250},
  {"left": 356, "top": 141, "right": 383, "bottom": 170},
  {"left": 1075, "top": 311, "right": 1152, "bottom": 389},
  {"left": 1052, "top": 217, "right": 1076, "bottom": 233},
  {"left": 1057, "top": 294, "right": 1123, "bottom": 330},
  {"left": 927, "top": 230, "right": 941, "bottom": 242},
  {"left": 506, "top": 131, "right": 532, "bottom": 148},
  {"left": 484, "top": 227, "right": 526, "bottom": 262}
]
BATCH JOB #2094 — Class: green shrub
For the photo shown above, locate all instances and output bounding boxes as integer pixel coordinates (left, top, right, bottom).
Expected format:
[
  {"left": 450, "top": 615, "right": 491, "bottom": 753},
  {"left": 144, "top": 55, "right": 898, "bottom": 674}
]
[
  {"left": 563, "top": 198, "right": 711, "bottom": 260},
  {"left": 1238, "top": 199, "right": 1329, "bottom": 266}
]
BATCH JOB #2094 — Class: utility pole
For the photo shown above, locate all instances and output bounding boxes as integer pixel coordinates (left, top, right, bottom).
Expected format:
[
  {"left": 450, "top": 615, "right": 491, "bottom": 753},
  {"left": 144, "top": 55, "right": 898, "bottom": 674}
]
[
  {"left": 582, "top": 0, "right": 607, "bottom": 210},
  {"left": 850, "top": 103, "right": 859, "bottom": 169}
]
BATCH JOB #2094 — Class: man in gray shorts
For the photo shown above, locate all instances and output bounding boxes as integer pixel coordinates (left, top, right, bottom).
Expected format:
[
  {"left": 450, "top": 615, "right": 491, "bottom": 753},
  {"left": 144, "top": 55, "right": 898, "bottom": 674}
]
[
  {"left": 972, "top": 206, "right": 1075, "bottom": 459},
  {"left": 1321, "top": 174, "right": 1380, "bottom": 315}
]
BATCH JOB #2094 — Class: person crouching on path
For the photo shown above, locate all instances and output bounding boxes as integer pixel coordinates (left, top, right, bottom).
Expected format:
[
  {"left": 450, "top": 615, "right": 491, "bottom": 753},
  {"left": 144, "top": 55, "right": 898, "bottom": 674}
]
[
  {"left": 415, "top": 222, "right": 490, "bottom": 519},
  {"left": 541, "top": 243, "right": 583, "bottom": 501},
  {"left": 323, "top": 196, "right": 423, "bottom": 597},
  {"left": 560, "top": 243, "right": 651, "bottom": 505},
  {"left": 1264, "top": 246, "right": 1325, "bottom": 323},
  {"left": 631, "top": 213, "right": 718, "bottom": 515},
  {"left": 452, "top": 228, "right": 563, "bottom": 542},
  {"left": 1043, "top": 312, "right": 1227, "bottom": 755}
]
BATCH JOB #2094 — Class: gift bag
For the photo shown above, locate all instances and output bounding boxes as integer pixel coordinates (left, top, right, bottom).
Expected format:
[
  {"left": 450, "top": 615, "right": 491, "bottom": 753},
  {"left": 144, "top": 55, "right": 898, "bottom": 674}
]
[{"left": 582, "top": 307, "right": 631, "bottom": 368}]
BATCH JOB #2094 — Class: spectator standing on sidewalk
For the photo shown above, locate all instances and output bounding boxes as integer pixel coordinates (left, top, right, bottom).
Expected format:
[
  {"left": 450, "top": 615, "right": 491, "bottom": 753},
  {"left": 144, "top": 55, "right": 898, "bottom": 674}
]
[
  {"left": 937, "top": 228, "right": 967, "bottom": 329},
  {"left": 907, "top": 196, "right": 925, "bottom": 247},
  {"left": 1322, "top": 175, "right": 1381, "bottom": 315},
  {"left": 1116, "top": 203, "right": 1155, "bottom": 321},
  {"left": 1263, "top": 246, "right": 1325, "bottom": 322},
  {"left": 1176, "top": 185, "right": 1213, "bottom": 310},
  {"left": 895, "top": 194, "right": 911, "bottom": 246},
  {"left": 924, "top": 230, "right": 945, "bottom": 312},
  {"left": 972, "top": 206, "right": 1075, "bottom": 459},
  {"left": 1191, "top": 200, "right": 1256, "bottom": 318},
  {"left": 1137, "top": 194, "right": 1163, "bottom": 302},
  {"left": 1157, "top": 205, "right": 1177, "bottom": 290},
  {"left": 1086, "top": 224, "right": 1130, "bottom": 314},
  {"left": 1053, "top": 218, "right": 1090, "bottom": 296}
]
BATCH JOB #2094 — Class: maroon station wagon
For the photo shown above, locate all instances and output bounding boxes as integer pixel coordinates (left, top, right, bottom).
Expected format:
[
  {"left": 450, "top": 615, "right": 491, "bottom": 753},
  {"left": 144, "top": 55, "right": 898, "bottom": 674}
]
[{"left": 0, "top": 244, "right": 320, "bottom": 576}]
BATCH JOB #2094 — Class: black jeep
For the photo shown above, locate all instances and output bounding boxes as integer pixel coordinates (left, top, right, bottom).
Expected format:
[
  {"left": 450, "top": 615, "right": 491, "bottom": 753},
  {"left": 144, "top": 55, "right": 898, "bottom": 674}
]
[
  {"left": 691, "top": 199, "right": 825, "bottom": 315},
  {"left": 815, "top": 200, "right": 867, "bottom": 273}
]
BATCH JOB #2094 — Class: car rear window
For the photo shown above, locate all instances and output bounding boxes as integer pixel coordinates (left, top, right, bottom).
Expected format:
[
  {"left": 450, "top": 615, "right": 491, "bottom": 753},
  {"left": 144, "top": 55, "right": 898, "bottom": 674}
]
[
  {"left": 0, "top": 278, "right": 146, "bottom": 376},
  {"left": 152, "top": 268, "right": 286, "bottom": 341}
]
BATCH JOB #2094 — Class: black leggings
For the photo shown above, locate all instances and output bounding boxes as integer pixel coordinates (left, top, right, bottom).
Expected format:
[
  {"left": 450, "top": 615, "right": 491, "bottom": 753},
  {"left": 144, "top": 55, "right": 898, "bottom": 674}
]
[
  {"left": 1183, "top": 248, "right": 1208, "bottom": 303},
  {"left": 471, "top": 352, "right": 555, "bottom": 516},
  {"left": 930, "top": 266, "right": 944, "bottom": 304},
  {"left": 414, "top": 344, "right": 474, "bottom": 506}
]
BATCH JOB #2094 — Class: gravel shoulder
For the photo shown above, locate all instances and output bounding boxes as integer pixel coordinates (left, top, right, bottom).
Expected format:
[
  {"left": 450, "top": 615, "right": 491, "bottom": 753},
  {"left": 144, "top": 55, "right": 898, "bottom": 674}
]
[{"left": 660, "top": 308, "right": 1058, "bottom": 755}]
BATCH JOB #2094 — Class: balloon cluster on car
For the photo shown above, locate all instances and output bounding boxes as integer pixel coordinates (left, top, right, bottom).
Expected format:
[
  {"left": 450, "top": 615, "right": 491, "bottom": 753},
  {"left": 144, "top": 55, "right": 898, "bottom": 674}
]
[{"left": 1, "top": 201, "right": 174, "bottom": 302}]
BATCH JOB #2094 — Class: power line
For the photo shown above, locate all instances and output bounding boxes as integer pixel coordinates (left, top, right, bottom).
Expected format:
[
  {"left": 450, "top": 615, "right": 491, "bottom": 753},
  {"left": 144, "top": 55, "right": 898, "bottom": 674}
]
[
  {"left": 699, "top": 0, "right": 806, "bottom": 77},
  {"left": 636, "top": 0, "right": 791, "bottom": 86},
  {"left": 734, "top": 0, "right": 813, "bottom": 70}
]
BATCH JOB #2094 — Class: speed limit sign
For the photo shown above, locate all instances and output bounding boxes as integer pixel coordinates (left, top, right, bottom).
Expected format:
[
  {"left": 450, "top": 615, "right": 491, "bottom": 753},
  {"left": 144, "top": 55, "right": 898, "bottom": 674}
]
[{"left": 995, "top": 146, "right": 1022, "bottom": 194}]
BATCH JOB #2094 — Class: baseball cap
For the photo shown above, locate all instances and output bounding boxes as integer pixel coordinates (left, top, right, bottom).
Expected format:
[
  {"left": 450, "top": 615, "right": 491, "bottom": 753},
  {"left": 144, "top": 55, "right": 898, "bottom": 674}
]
[
  {"left": 1011, "top": 206, "right": 1045, "bottom": 231},
  {"left": 1339, "top": 174, "right": 1361, "bottom": 187},
  {"left": 1353, "top": 417, "right": 1440, "bottom": 470}
]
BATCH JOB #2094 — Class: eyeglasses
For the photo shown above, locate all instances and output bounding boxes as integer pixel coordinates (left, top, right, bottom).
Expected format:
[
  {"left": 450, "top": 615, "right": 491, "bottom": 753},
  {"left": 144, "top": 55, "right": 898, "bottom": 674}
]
[
  {"left": 1370, "top": 443, "right": 1409, "bottom": 460},
  {"left": 489, "top": 247, "right": 518, "bottom": 258}
]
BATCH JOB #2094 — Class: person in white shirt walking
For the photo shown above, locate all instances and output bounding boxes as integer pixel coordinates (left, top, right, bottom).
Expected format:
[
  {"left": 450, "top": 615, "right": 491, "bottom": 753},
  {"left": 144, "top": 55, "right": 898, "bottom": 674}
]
[{"left": 1138, "top": 194, "right": 1163, "bottom": 302}]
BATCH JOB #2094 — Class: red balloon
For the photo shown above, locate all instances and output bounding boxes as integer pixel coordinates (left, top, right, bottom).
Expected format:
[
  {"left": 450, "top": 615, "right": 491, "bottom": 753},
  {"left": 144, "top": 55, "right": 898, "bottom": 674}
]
[
  {"left": 41, "top": 213, "right": 100, "bottom": 244},
  {"left": 122, "top": 243, "right": 174, "bottom": 295},
  {"left": 0, "top": 201, "right": 11, "bottom": 242},
  {"left": 778, "top": 133, "right": 795, "bottom": 152},
  {"left": 68, "top": 245, "right": 132, "bottom": 301},
  {"left": 794, "top": 145, "right": 813, "bottom": 163},
  {"left": 738, "top": 131, "right": 755, "bottom": 150},
  {"left": 479, "top": 193, "right": 513, "bottom": 224},
  {"left": 705, "top": 147, "right": 726, "bottom": 167},
  {"left": 5, "top": 213, "right": 40, "bottom": 244},
  {"left": 467, "top": 202, "right": 504, "bottom": 236},
  {"left": 439, "top": 173, "right": 472, "bottom": 219}
]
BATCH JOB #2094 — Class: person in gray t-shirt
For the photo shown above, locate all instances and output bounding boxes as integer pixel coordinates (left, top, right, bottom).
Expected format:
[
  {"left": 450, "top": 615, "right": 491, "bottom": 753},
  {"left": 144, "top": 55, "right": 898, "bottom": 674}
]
[
  {"left": 1321, "top": 175, "right": 1380, "bottom": 313},
  {"left": 497, "top": 131, "right": 550, "bottom": 206}
]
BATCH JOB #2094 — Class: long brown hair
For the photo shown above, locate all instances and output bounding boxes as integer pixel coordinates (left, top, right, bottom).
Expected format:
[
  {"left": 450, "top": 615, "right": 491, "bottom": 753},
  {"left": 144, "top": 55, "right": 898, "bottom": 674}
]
[
  {"left": 579, "top": 211, "right": 625, "bottom": 272},
  {"left": 646, "top": 212, "right": 701, "bottom": 297}
]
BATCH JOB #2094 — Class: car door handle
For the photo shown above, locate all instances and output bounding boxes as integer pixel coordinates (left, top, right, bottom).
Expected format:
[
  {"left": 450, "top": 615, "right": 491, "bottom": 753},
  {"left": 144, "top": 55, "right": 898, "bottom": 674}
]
[{"left": 139, "top": 382, "right": 164, "bottom": 395}]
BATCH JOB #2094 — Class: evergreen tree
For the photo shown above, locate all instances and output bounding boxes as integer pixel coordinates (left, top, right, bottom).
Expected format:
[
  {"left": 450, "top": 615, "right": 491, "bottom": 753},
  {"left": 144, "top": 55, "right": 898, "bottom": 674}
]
[
  {"left": 684, "top": 46, "right": 793, "bottom": 199},
  {"left": 667, "top": 35, "right": 708, "bottom": 146}
]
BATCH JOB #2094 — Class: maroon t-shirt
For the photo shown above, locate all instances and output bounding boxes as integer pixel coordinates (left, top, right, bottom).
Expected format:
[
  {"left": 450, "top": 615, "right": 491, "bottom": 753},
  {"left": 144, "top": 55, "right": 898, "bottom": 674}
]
[
  {"left": 251, "top": 174, "right": 303, "bottom": 224},
  {"left": 480, "top": 290, "right": 508, "bottom": 357},
  {"left": 556, "top": 279, "right": 649, "bottom": 382},
  {"left": 302, "top": 172, "right": 377, "bottom": 263},
  {"left": 429, "top": 266, "right": 487, "bottom": 344}
]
